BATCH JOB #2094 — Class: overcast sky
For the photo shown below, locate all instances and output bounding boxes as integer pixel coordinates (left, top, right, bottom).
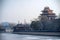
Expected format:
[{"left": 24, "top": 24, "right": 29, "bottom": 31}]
[{"left": 1, "top": 0, "right": 60, "bottom": 23}]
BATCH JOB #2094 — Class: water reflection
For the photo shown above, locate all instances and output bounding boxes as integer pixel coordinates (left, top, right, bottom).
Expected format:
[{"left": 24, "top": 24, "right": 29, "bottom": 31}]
[{"left": 0, "top": 33, "right": 60, "bottom": 40}]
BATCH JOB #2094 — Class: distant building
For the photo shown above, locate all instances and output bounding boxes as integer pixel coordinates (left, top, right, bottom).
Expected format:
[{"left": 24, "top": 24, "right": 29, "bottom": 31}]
[
  {"left": 0, "top": 25, "right": 5, "bottom": 32},
  {"left": 13, "top": 24, "right": 31, "bottom": 32},
  {"left": 40, "top": 7, "right": 56, "bottom": 21}
]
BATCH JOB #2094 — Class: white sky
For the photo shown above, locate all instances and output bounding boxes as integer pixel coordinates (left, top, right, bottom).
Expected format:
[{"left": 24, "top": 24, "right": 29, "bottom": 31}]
[{"left": 1, "top": 0, "right": 60, "bottom": 23}]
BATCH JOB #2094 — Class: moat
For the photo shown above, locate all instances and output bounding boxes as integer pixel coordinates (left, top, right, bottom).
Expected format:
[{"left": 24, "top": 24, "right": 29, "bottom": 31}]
[{"left": 0, "top": 33, "right": 60, "bottom": 40}]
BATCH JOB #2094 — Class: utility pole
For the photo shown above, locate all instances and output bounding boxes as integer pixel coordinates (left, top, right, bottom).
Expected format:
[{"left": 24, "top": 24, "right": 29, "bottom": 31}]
[
  {"left": 24, "top": 19, "right": 27, "bottom": 24},
  {"left": 17, "top": 16, "right": 20, "bottom": 24},
  {"left": 18, "top": 20, "right": 20, "bottom": 24}
]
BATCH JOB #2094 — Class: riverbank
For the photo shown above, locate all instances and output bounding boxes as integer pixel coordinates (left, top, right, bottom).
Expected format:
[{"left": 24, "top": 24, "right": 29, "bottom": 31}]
[{"left": 12, "top": 32, "right": 60, "bottom": 37}]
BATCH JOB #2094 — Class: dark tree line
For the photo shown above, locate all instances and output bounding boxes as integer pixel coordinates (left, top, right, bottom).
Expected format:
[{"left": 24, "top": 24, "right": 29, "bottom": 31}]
[{"left": 30, "top": 18, "right": 60, "bottom": 32}]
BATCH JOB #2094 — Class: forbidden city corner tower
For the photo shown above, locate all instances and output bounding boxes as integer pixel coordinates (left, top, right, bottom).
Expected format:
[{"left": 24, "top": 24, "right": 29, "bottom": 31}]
[{"left": 40, "top": 7, "right": 56, "bottom": 21}]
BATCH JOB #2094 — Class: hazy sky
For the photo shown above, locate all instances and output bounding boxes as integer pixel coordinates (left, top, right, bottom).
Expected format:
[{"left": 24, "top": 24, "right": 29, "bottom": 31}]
[{"left": 1, "top": 0, "right": 60, "bottom": 23}]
